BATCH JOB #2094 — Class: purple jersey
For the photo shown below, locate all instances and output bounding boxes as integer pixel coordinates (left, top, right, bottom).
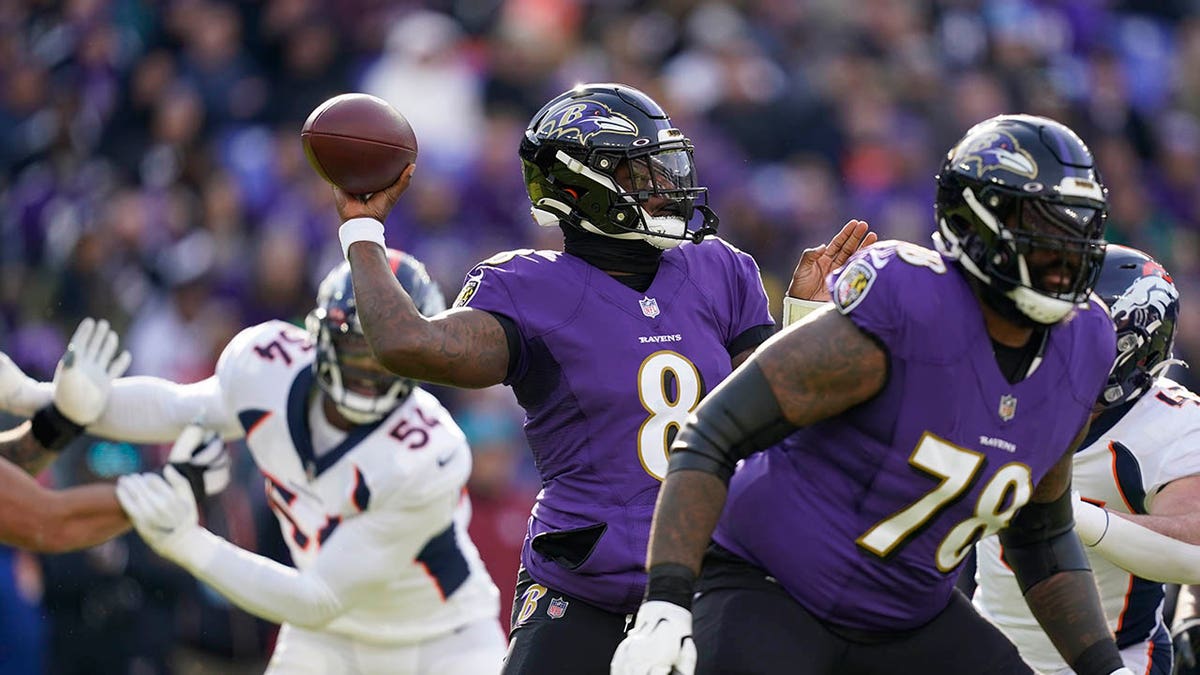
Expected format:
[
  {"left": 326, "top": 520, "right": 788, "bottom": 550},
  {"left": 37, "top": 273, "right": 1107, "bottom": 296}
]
[
  {"left": 713, "top": 240, "right": 1116, "bottom": 631},
  {"left": 454, "top": 239, "right": 774, "bottom": 613}
]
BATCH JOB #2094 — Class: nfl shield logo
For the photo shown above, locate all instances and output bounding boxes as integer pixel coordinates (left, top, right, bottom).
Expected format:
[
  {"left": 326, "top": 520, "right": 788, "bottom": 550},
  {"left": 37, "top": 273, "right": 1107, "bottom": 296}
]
[
  {"left": 639, "top": 296, "right": 660, "bottom": 318},
  {"left": 547, "top": 597, "right": 569, "bottom": 619},
  {"left": 998, "top": 394, "right": 1018, "bottom": 421}
]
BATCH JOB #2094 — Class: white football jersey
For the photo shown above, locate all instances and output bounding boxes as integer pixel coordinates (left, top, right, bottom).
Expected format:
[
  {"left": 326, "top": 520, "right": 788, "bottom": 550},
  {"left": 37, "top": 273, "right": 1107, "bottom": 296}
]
[
  {"left": 214, "top": 320, "right": 500, "bottom": 645},
  {"left": 975, "top": 377, "right": 1200, "bottom": 673}
]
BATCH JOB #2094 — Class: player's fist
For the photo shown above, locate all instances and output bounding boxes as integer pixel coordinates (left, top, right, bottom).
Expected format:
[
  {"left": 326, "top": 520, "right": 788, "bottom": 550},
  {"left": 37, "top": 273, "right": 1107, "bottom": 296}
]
[
  {"left": 611, "top": 601, "right": 696, "bottom": 675},
  {"left": 168, "top": 424, "right": 231, "bottom": 503},
  {"left": 53, "top": 317, "right": 131, "bottom": 425}
]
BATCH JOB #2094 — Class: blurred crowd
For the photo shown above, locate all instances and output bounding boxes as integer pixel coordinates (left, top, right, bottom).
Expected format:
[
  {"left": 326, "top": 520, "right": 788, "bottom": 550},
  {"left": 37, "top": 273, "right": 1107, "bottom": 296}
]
[{"left": 2, "top": 0, "right": 1199, "bottom": 671}]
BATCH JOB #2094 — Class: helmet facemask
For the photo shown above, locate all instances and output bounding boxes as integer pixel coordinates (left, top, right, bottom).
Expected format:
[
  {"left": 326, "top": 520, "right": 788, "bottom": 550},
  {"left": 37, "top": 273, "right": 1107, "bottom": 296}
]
[{"left": 307, "top": 312, "right": 411, "bottom": 425}]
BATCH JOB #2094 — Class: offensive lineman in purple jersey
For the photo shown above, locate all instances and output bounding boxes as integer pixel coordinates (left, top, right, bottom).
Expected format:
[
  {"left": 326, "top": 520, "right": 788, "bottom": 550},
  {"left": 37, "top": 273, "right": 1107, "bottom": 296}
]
[
  {"left": 326, "top": 82, "right": 875, "bottom": 674},
  {"left": 613, "top": 115, "right": 1136, "bottom": 675}
]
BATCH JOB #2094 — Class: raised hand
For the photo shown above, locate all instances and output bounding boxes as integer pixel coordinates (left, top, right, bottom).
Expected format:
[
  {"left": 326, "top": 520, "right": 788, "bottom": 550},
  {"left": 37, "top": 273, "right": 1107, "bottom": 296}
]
[
  {"left": 788, "top": 219, "right": 877, "bottom": 301},
  {"left": 333, "top": 164, "right": 416, "bottom": 224},
  {"left": 53, "top": 318, "right": 132, "bottom": 426}
]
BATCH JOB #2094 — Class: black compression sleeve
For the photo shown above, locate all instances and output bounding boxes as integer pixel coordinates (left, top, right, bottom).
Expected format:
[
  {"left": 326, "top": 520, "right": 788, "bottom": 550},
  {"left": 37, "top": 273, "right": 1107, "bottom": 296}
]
[
  {"left": 998, "top": 489, "right": 1091, "bottom": 594},
  {"left": 667, "top": 361, "right": 797, "bottom": 483}
]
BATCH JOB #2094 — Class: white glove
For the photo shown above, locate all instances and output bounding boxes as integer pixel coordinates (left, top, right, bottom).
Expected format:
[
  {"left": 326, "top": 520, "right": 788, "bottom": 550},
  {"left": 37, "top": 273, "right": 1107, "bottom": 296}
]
[
  {"left": 115, "top": 466, "right": 201, "bottom": 561},
  {"left": 611, "top": 601, "right": 696, "bottom": 675},
  {"left": 1107, "top": 669, "right": 1135, "bottom": 674},
  {"left": 53, "top": 318, "right": 132, "bottom": 425},
  {"left": 167, "top": 424, "right": 231, "bottom": 500},
  {"left": 0, "top": 351, "right": 46, "bottom": 416}
]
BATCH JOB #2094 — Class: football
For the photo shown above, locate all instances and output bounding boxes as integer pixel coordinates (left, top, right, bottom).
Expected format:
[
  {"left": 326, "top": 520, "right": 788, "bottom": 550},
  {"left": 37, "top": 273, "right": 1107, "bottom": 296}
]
[{"left": 301, "top": 93, "right": 418, "bottom": 195}]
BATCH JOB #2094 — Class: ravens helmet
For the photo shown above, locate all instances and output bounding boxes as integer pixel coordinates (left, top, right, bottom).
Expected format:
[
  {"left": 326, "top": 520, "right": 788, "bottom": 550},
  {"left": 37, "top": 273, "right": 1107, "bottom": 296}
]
[
  {"left": 519, "top": 82, "right": 718, "bottom": 249},
  {"left": 933, "top": 114, "right": 1108, "bottom": 325},
  {"left": 306, "top": 250, "right": 446, "bottom": 424},
  {"left": 1093, "top": 245, "right": 1184, "bottom": 409}
]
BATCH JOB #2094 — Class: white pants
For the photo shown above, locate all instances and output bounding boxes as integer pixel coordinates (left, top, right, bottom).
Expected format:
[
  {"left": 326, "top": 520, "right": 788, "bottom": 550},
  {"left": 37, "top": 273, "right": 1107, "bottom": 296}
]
[{"left": 265, "top": 617, "right": 506, "bottom": 675}]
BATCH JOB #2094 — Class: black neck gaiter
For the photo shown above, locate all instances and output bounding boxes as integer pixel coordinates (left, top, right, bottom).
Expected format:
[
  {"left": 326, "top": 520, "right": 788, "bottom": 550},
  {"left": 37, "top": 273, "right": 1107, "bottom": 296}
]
[{"left": 562, "top": 225, "right": 663, "bottom": 276}]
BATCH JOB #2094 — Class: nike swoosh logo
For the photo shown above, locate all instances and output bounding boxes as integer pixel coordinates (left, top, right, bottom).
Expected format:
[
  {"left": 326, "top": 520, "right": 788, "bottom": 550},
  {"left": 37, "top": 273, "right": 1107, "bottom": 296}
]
[{"left": 436, "top": 453, "right": 454, "bottom": 467}]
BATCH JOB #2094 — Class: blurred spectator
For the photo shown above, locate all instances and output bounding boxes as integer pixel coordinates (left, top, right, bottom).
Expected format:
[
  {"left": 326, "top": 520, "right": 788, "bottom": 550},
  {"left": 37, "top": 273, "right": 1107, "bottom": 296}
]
[{"left": 4, "top": 2, "right": 1200, "bottom": 666}]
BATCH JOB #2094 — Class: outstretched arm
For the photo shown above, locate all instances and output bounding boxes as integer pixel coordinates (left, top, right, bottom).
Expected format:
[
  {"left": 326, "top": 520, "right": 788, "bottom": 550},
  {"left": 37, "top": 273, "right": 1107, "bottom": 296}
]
[
  {"left": 1072, "top": 475, "right": 1200, "bottom": 583},
  {"left": 117, "top": 467, "right": 453, "bottom": 627},
  {"left": 333, "top": 169, "right": 510, "bottom": 389},
  {"left": 0, "top": 425, "right": 128, "bottom": 552}
]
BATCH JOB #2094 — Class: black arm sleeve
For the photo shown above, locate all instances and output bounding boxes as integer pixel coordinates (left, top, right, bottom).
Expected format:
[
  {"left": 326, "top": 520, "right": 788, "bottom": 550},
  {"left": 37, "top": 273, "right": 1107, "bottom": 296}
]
[
  {"left": 998, "top": 488, "right": 1091, "bottom": 594},
  {"left": 667, "top": 361, "right": 798, "bottom": 484}
]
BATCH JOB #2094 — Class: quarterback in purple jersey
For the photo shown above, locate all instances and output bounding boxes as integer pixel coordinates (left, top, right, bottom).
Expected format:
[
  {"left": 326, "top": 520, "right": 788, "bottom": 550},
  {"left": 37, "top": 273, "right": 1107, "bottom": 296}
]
[
  {"left": 613, "top": 115, "right": 1135, "bottom": 675},
  {"left": 328, "top": 82, "right": 874, "bottom": 674}
]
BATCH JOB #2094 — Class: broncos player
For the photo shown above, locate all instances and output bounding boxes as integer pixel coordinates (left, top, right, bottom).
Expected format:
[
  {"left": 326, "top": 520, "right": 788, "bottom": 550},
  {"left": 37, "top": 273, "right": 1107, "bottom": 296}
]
[
  {"left": 11, "top": 252, "right": 504, "bottom": 674},
  {"left": 975, "top": 245, "right": 1200, "bottom": 674},
  {"left": 612, "top": 115, "right": 1134, "bottom": 675},
  {"left": 329, "top": 82, "right": 874, "bottom": 674}
]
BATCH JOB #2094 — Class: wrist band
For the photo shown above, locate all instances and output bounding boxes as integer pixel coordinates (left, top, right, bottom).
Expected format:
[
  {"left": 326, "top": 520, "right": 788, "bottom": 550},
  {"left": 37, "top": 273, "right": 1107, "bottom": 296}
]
[
  {"left": 782, "top": 296, "right": 828, "bottom": 327},
  {"left": 30, "top": 404, "right": 85, "bottom": 451},
  {"left": 339, "top": 218, "right": 387, "bottom": 259},
  {"left": 644, "top": 563, "right": 696, "bottom": 610},
  {"left": 1070, "top": 639, "right": 1124, "bottom": 675}
]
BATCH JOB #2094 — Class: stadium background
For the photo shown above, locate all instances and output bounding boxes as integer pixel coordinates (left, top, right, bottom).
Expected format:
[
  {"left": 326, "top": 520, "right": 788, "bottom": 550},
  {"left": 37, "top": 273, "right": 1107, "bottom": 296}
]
[{"left": 1, "top": 1, "right": 1198, "bottom": 672}]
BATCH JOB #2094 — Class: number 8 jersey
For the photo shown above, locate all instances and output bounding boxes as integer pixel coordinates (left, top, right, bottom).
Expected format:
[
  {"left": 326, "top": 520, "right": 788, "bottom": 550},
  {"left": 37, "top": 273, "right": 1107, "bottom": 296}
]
[
  {"left": 712, "top": 241, "right": 1116, "bottom": 632},
  {"left": 454, "top": 240, "right": 775, "bottom": 615}
]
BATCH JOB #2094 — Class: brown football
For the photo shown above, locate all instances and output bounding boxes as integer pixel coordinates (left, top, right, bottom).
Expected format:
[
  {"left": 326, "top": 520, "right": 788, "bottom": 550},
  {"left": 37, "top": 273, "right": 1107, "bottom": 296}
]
[{"left": 301, "top": 93, "right": 418, "bottom": 195}]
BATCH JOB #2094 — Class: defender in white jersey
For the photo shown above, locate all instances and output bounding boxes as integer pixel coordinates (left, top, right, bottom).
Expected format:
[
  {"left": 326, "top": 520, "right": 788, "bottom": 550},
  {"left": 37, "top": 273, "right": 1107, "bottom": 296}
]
[
  {"left": 975, "top": 246, "right": 1200, "bottom": 675},
  {"left": 67, "top": 251, "right": 503, "bottom": 674}
]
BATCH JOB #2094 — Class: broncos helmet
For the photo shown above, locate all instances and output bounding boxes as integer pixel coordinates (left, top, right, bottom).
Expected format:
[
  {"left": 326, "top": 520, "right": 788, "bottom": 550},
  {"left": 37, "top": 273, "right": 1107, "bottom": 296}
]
[
  {"left": 305, "top": 250, "right": 446, "bottom": 425},
  {"left": 933, "top": 114, "right": 1109, "bottom": 325},
  {"left": 1093, "top": 245, "right": 1184, "bottom": 409},
  {"left": 519, "top": 82, "right": 718, "bottom": 249}
]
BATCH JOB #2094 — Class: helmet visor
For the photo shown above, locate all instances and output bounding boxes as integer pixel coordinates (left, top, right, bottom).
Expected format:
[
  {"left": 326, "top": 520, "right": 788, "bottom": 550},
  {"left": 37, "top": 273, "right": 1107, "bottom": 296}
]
[{"left": 1011, "top": 199, "right": 1106, "bottom": 301}]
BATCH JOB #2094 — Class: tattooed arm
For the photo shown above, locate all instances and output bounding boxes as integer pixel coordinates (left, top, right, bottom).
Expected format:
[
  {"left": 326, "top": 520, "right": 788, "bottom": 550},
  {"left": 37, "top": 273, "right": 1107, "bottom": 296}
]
[
  {"left": 343, "top": 242, "right": 510, "bottom": 388},
  {"left": 0, "top": 421, "right": 59, "bottom": 475},
  {"left": 332, "top": 169, "right": 510, "bottom": 389},
  {"left": 0, "top": 423, "right": 129, "bottom": 551},
  {"left": 648, "top": 308, "right": 888, "bottom": 574}
]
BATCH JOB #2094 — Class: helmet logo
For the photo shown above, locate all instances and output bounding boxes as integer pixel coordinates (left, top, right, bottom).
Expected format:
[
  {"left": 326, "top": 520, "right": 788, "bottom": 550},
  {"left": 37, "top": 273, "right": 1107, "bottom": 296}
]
[
  {"left": 1110, "top": 274, "right": 1178, "bottom": 327},
  {"left": 954, "top": 131, "right": 1038, "bottom": 179},
  {"left": 537, "top": 101, "right": 638, "bottom": 145},
  {"left": 639, "top": 296, "right": 660, "bottom": 318}
]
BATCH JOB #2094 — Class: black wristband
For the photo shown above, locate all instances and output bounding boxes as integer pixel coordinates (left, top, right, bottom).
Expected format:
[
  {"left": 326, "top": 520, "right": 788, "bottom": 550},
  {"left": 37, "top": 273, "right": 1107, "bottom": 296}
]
[
  {"left": 1070, "top": 639, "right": 1124, "bottom": 675},
  {"left": 30, "top": 404, "right": 85, "bottom": 451},
  {"left": 169, "top": 463, "right": 207, "bottom": 507},
  {"left": 644, "top": 563, "right": 696, "bottom": 610}
]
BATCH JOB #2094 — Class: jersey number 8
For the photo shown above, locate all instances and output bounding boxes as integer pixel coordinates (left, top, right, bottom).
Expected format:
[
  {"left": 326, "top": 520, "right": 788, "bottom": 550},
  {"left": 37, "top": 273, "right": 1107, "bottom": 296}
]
[{"left": 637, "top": 351, "right": 703, "bottom": 481}]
